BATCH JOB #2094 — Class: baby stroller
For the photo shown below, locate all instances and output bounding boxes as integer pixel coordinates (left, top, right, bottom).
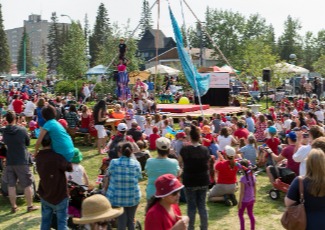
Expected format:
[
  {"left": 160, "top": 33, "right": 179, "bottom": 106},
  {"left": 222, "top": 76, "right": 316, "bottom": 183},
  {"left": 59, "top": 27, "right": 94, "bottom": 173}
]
[
  {"left": 268, "top": 161, "right": 296, "bottom": 200},
  {"left": 51, "top": 180, "right": 97, "bottom": 230}
]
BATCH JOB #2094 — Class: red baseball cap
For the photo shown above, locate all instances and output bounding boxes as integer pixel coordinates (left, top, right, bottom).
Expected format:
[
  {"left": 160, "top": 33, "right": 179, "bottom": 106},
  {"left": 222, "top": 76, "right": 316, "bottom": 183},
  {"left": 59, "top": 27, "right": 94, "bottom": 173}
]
[{"left": 155, "top": 174, "right": 184, "bottom": 198}]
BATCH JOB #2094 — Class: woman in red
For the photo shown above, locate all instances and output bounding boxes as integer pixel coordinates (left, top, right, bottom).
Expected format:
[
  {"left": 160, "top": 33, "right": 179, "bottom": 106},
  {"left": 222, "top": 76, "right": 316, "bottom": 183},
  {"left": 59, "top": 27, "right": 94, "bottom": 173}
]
[
  {"left": 145, "top": 174, "right": 189, "bottom": 230},
  {"left": 208, "top": 146, "right": 239, "bottom": 206},
  {"left": 78, "top": 105, "right": 92, "bottom": 145}
]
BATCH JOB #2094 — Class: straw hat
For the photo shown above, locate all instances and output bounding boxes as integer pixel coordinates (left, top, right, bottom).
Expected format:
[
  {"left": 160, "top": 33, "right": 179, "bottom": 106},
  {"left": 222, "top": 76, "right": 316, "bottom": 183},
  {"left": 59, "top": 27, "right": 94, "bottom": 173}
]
[{"left": 73, "top": 194, "right": 123, "bottom": 225}]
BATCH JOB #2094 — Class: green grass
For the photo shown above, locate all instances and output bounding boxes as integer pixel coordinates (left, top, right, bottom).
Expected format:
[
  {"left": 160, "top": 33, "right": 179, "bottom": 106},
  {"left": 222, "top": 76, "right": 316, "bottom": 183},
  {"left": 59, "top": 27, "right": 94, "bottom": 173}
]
[{"left": 0, "top": 138, "right": 285, "bottom": 229}]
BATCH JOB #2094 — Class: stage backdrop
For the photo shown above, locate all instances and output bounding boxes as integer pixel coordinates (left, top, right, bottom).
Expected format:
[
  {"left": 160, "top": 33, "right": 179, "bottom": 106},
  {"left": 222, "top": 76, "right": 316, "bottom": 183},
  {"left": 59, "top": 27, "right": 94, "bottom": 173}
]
[{"left": 195, "top": 72, "right": 230, "bottom": 106}]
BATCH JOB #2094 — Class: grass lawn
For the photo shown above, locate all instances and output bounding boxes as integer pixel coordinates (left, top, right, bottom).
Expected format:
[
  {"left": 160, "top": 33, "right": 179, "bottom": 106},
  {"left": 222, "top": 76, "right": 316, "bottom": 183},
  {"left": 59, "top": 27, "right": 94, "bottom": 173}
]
[{"left": 0, "top": 138, "right": 286, "bottom": 230}]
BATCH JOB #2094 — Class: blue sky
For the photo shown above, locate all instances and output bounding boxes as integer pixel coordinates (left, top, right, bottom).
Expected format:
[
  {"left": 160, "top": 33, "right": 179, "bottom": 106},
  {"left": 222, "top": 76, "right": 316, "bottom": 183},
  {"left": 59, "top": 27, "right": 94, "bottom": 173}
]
[{"left": 1, "top": 0, "right": 324, "bottom": 38}]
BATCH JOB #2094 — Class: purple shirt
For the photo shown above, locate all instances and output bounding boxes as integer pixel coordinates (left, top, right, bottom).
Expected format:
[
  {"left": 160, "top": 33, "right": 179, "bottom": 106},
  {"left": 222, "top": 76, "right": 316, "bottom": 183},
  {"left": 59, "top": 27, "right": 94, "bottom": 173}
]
[{"left": 240, "top": 174, "right": 256, "bottom": 203}]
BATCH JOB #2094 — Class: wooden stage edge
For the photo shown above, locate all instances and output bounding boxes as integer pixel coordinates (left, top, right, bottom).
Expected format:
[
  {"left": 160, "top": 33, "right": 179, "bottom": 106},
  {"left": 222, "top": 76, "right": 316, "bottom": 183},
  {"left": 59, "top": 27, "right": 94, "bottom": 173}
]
[{"left": 164, "top": 106, "right": 248, "bottom": 118}]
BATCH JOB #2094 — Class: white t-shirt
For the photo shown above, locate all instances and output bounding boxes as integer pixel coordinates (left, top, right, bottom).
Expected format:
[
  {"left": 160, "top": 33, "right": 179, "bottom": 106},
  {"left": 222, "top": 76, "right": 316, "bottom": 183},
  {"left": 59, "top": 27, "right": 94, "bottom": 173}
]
[
  {"left": 23, "top": 101, "right": 36, "bottom": 117},
  {"left": 65, "top": 164, "right": 86, "bottom": 185},
  {"left": 217, "top": 135, "right": 233, "bottom": 151},
  {"left": 283, "top": 119, "right": 292, "bottom": 130},
  {"left": 292, "top": 144, "right": 311, "bottom": 176},
  {"left": 315, "top": 110, "right": 324, "bottom": 122}
]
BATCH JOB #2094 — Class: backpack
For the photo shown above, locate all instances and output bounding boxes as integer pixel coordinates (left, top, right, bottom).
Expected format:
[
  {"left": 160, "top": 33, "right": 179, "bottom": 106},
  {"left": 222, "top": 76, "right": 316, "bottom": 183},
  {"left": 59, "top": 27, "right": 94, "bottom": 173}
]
[{"left": 108, "top": 135, "right": 126, "bottom": 159}]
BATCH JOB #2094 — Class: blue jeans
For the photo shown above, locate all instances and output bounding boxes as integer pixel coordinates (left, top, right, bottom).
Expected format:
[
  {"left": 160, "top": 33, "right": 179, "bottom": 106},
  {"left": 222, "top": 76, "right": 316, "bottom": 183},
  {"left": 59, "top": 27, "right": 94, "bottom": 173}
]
[
  {"left": 41, "top": 197, "right": 69, "bottom": 230},
  {"left": 117, "top": 204, "right": 138, "bottom": 230},
  {"left": 185, "top": 186, "right": 208, "bottom": 230}
]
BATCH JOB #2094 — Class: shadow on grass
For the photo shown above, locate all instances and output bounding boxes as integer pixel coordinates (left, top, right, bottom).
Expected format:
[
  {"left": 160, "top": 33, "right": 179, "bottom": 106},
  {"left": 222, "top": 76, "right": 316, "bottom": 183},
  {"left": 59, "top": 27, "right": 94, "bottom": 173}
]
[{"left": 2, "top": 216, "right": 41, "bottom": 230}]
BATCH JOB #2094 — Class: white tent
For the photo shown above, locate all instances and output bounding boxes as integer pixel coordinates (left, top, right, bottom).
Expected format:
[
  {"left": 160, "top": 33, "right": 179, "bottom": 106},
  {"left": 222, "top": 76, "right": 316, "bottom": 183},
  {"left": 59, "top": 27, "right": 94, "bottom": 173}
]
[
  {"left": 86, "top": 65, "right": 108, "bottom": 75},
  {"left": 145, "top": 64, "right": 180, "bottom": 75},
  {"left": 271, "top": 63, "right": 309, "bottom": 74}
]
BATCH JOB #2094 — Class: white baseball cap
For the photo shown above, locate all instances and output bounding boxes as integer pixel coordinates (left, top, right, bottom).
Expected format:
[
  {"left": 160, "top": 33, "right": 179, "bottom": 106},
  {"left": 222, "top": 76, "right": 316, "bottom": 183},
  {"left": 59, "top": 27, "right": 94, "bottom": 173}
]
[{"left": 117, "top": 123, "right": 127, "bottom": 131}]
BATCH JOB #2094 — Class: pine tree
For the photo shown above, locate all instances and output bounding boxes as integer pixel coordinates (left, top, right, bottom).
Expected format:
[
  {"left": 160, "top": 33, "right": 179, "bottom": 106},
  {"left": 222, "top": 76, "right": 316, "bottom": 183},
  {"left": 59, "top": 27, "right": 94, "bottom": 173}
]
[
  {"left": 89, "top": 3, "right": 111, "bottom": 66},
  {"left": 0, "top": 4, "right": 11, "bottom": 73},
  {"left": 58, "top": 21, "right": 87, "bottom": 80},
  {"left": 138, "top": 0, "right": 153, "bottom": 38},
  {"left": 17, "top": 28, "right": 33, "bottom": 74},
  {"left": 47, "top": 12, "right": 62, "bottom": 73}
]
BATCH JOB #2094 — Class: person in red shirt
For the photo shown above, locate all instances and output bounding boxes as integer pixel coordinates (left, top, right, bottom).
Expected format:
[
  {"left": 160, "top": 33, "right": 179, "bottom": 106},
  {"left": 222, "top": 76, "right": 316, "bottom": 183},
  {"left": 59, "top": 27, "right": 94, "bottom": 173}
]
[
  {"left": 12, "top": 94, "right": 24, "bottom": 114},
  {"left": 149, "top": 126, "right": 160, "bottom": 150},
  {"left": 208, "top": 146, "right": 239, "bottom": 206},
  {"left": 145, "top": 174, "right": 189, "bottom": 230},
  {"left": 233, "top": 121, "right": 250, "bottom": 140},
  {"left": 266, "top": 131, "right": 299, "bottom": 184},
  {"left": 252, "top": 78, "right": 259, "bottom": 91},
  {"left": 201, "top": 125, "right": 213, "bottom": 147}
]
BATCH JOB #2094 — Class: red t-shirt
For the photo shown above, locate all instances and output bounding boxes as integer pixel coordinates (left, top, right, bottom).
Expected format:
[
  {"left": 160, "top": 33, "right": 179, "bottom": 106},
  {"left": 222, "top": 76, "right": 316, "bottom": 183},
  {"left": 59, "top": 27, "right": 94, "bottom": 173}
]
[
  {"left": 215, "top": 160, "right": 238, "bottom": 184},
  {"left": 81, "top": 114, "right": 91, "bottom": 129},
  {"left": 233, "top": 128, "right": 249, "bottom": 140},
  {"left": 265, "top": 137, "right": 281, "bottom": 155},
  {"left": 12, "top": 99, "right": 24, "bottom": 114},
  {"left": 145, "top": 203, "right": 181, "bottom": 230},
  {"left": 149, "top": 133, "right": 160, "bottom": 150},
  {"left": 281, "top": 144, "right": 300, "bottom": 175},
  {"left": 202, "top": 133, "right": 213, "bottom": 147}
]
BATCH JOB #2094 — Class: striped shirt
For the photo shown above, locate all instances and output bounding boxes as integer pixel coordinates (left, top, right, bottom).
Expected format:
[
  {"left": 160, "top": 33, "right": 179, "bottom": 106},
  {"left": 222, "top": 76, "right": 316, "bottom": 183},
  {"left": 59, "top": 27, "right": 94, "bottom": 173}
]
[{"left": 106, "top": 156, "right": 142, "bottom": 207}]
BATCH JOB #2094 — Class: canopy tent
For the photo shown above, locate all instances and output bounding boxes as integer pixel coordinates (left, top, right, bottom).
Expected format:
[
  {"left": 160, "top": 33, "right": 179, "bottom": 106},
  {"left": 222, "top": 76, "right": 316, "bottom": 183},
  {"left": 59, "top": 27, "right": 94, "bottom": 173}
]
[
  {"left": 128, "top": 71, "right": 151, "bottom": 84},
  {"left": 221, "top": 65, "right": 241, "bottom": 74},
  {"left": 86, "top": 65, "right": 108, "bottom": 75},
  {"left": 271, "top": 63, "right": 309, "bottom": 74},
  {"left": 145, "top": 64, "right": 181, "bottom": 75}
]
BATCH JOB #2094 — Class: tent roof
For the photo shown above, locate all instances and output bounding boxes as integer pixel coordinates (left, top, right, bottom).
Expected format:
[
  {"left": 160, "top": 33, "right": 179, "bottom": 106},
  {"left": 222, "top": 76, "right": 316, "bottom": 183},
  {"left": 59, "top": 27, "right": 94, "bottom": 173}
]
[
  {"left": 86, "top": 65, "right": 108, "bottom": 75},
  {"left": 271, "top": 63, "right": 309, "bottom": 74}
]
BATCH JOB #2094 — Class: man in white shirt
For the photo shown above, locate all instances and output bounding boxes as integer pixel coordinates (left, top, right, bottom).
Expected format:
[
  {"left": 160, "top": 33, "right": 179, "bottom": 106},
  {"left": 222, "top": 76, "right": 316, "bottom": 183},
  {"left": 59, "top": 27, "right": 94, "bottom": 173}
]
[
  {"left": 23, "top": 98, "right": 36, "bottom": 123},
  {"left": 282, "top": 114, "right": 292, "bottom": 133},
  {"left": 314, "top": 106, "right": 324, "bottom": 123},
  {"left": 293, "top": 126, "right": 324, "bottom": 176}
]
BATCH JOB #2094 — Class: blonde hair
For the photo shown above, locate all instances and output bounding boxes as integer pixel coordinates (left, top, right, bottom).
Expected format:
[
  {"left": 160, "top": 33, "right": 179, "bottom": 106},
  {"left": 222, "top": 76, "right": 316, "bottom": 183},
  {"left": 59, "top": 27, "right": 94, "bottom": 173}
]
[
  {"left": 306, "top": 148, "right": 325, "bottom": 197},
  {"left": 127, "top": 103, "right": 133, "bottom": 109}
]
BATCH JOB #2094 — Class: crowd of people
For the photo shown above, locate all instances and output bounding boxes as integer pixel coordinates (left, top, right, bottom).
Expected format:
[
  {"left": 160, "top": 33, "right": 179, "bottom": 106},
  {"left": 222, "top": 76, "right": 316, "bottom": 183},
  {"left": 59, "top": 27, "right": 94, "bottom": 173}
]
[{"left": 1, "top": 76, "right": 325, "bottom": 230}]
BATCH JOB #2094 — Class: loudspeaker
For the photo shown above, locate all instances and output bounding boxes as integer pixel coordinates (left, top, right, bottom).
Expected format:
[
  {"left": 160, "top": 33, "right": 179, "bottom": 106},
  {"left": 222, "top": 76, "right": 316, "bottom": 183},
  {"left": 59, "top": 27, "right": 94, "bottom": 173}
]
[
  {"left": 263, "top": 69, "right": 271, "bottom": 82},
  {"left": 195, "top": 88, "right": 229, "bottom": 106}
]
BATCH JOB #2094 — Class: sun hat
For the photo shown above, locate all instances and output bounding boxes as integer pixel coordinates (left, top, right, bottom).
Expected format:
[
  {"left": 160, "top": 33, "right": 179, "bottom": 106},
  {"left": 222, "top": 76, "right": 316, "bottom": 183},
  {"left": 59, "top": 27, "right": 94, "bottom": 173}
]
[
  {"left": 117, "top": 123, "right": 127, "bottom": 132},
  {"left": 71, "top": 148, "right": 83, "bottom": 164},
  {"left": 73, "top": 194, "right": 123, "bottom": 225},
  {"left": 202, "top": 125, "right": 211, "bottom": 134},
  {"left": 268, "top": 126, "right": 277, "bottom": 134},
  {"left": 155, "top": 174, "right": 184, "bottom": 198},
  {"left": 225, "top": 145, "right": 236, "bottom": 157},
  {"left": 286, "top": 131, "right": 297, "bottom": 141},
  {"left": 156, "top": 137, "right": 171, "bottom": 150}
]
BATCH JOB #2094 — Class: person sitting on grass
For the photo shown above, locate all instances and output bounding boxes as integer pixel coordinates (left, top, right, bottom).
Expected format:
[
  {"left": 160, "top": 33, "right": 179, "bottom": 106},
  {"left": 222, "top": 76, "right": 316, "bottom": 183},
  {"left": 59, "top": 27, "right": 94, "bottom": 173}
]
[{"left": 65, "top": 148, "right": 89, "bottom": 186}]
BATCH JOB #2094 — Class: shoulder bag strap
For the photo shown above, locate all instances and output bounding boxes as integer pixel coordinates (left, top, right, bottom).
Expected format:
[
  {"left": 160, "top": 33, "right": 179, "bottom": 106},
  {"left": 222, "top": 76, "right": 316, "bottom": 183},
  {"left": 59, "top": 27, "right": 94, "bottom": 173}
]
[{"left": 298, "top": 176, "right": 305, "bottom": 204}]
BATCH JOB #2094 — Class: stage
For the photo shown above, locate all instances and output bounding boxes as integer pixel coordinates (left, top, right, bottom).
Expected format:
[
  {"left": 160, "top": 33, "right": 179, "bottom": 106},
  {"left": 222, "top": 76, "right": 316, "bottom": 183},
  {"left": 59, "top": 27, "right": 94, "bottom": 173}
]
[{"left": 156, "top": 104, "right": 247, "bottom": 118}]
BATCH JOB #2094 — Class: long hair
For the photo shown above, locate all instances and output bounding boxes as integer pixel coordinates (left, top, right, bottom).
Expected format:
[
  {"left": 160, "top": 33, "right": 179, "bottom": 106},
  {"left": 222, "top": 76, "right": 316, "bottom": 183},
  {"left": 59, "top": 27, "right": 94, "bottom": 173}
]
[
  {"left": 93, "top": 100, "right": 106, "bottom": 123},
  {"left": 145, "top": 196, "right": 161, "bottom": 214},
  {"left": 306, "top": 148, "right": 325, "bottom": 197},
  {"left": 220, "top": 127, "right": 229, "bottom": 138}
]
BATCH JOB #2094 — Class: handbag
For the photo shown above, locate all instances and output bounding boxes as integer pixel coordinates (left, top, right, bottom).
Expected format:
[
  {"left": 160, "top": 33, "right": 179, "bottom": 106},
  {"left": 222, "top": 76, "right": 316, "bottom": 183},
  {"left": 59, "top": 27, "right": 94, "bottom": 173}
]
[{"left": 281, "top": 176, "right": 307, "bottom": 230}]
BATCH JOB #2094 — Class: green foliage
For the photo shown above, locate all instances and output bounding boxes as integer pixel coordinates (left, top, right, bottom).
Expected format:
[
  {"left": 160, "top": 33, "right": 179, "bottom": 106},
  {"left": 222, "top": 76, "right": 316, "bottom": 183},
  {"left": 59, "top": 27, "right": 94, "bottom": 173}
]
[
  {"left": 313, "top": 55, "right": 325, "bottom": 77},
  {"left": 58, "top": 21, "right": 88, "bottom": 80},
  {"left": 47, "top": 12, "right": 66, "bottom": 73},
  {"left": 97, "top": 21, "right": 143, "bottom": 72},
  {"left": 32, "top": 57, "right": 48, "bottom": 80},
  {"left": 93, "top": 78, "right": 116, "bottom": 99},
  {"left": 277, "top": 15, "right": 303, "bottom": 62},
  {"left": 89, "top": 3, "right": 111, "bottom": 67},
  {"left": 238, "top": 38, "right": 278, "bottom": 84},
  {"left": 0, "top": 4, "right": 11, "bottom": 73},
  {"left": 138, "top": 0, "right": 153, "bottom": 38},
  {"left": 17, "top": 28, "right": 33, "bottom": 74},
  {"left": 54, "top": 79, "right": 85, "bottom": 96}
]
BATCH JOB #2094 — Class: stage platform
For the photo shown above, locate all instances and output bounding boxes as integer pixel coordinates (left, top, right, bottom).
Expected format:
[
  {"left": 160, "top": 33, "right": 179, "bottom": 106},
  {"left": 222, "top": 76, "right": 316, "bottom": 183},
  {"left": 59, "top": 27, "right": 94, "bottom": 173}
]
[
  {"left": 157, "top": 104, "right": 247, "bottom": 118},
  {"left": 157, "top": 104, "right": 210, "bottom": 113}
]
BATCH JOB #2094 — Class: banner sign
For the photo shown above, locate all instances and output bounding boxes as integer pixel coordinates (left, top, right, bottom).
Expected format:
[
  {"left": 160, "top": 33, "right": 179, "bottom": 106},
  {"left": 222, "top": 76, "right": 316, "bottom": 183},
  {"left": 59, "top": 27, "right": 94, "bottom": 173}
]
[{"left": 199, "top": 72, "right": 230, "bottom": 88}]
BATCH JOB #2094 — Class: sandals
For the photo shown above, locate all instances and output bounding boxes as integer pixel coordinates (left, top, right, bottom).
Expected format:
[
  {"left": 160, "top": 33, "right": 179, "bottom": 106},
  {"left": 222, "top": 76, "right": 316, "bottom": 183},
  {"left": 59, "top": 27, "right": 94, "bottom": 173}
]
[
  {"left": 11, "top": 206, "right": 19, "bottom": 213},
  {"left": 27, "top": 205, "right": 39, "bottom": 212}
]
